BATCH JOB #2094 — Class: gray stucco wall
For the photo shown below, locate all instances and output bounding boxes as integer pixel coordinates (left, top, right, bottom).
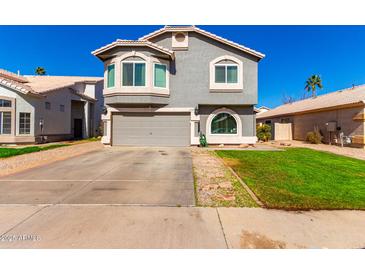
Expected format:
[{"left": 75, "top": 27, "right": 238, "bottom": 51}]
[
  {"left": 150, "top": 32, "right": 259, "bottom": 107},
  {"left": 199, "top": 105, "right": 256, "bottom": 137},
  {"left": 103, "top": 32, "right": 259, "bottom": 108}
]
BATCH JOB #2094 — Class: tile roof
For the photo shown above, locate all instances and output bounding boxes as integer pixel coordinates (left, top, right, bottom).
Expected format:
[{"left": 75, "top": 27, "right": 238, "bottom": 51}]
[
  {"left": 139, "top": 25, "right": 265, "bottom": 59},
  {"left": 257, "top": 85, "right": 365, "bottom": 119},
  {"left": 25, "top": 76, "right": 103, "bottom": 93},
  {"left": 0, "top": 68, "right": 102, "bottom": 96},
  {"left": 0, "top": 75, "right": 35, "bottom": 95},
  {"left": 92, "top": 39, "right": 175, "bottom": 59},
  {"left": 0, "top": 69, "right": 28, "bottom": 83}
]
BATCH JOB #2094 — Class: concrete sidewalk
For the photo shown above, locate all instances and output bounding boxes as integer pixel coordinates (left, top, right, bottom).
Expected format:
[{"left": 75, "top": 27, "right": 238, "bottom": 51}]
[{"left": 0, "top": 205, "right": 364, "bottom": 248}]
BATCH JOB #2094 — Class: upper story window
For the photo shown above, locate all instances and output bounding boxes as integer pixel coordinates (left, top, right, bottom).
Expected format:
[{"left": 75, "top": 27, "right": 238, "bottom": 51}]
[
  {"left": 45, "top": 102, "right": 51, "bottom": 110},
  {"left": 209, "top": 55, "right": 243, "bottom": 91},
  {"left": 0, "top": 99, "right": 11, "bottom": 108},
  {"left": 215, "top": 64, "right": 238, "bottom": 84},
  {"left": 154, "top": 64, "right": 167, "bottom": 88},
  {"left": 122, "top": 61, "right": 146, "bottom": 87},
  {"left": 107, "top": 64, "right": 115, "bottom": 88}
]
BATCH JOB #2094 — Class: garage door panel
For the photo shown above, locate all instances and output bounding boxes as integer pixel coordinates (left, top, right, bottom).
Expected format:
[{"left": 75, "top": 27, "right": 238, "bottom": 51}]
[
  {"left": 112, "top": 113, "right": 190, "bottom": 146},
  {"left": 118, "top": 129, "right": 189, "bottom": 138}
]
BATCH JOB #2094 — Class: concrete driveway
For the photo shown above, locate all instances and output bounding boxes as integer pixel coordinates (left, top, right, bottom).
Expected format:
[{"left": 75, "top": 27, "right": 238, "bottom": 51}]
[{"left": 0, "top": 147, "right": 195, "bottom": 206}]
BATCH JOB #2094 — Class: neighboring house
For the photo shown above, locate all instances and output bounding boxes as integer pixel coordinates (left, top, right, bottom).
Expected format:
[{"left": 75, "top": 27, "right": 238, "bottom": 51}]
[
  {"left": 254, "top": 106, "right": 270, "bottom": 114},
  {"left": 92, "top": 25, "right": 265, "bottom": 146},
  {"left": 0, "top": 69, "right": 103, "bottom": 144},
  {"left": 257, "top": 85, "right": 365, "bottom": 148}
]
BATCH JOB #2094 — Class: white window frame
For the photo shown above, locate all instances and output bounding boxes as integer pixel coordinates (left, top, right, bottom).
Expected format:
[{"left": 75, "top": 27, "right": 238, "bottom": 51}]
[
  {"left": 121, "top": 61, "right": 147, "bottom": 87},
  {"left": 0, "top": 111, "right": 12, "bottom": 135},
  {"left": 209, "top": 112, "right": 239, "bottom": 136},
  {"left": 209, "top": 55, "right": 243, "bottom": 91},
  {"left": 214, "top": 64, "right": 239, "bottom": 84},
  {"left": 106, "top": 63, "right": 115, "bottom": 89},
  {"left": 206, "top": 108, "right": 244, "bottom": 144},
  {"left": 153, "top": 63, "right": 168, "bottom": 89},
  {"left": 19, "top": 112, "right": 31, "bottom": 135}
]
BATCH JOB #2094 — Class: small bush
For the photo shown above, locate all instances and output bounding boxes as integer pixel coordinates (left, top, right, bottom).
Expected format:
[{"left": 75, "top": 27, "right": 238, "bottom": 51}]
[
  {"left": 256, "top": 124, "right": 272, "bottom": 142},
  {"left": 199, "top": 133, "right": 208, "bottom": 147},
  {"left": 306, "top": 128, "right": 323, "bottom": 144}
]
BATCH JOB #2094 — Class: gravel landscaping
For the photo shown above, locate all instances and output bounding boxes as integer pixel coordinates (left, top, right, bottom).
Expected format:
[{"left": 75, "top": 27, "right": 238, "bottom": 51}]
[{"left": 191, "top": 147, "right": 258, "bottom": 207}]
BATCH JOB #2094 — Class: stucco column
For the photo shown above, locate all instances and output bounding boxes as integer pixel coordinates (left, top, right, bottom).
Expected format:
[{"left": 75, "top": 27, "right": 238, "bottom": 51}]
[
  {"left": 84, "top": 101, "right": 90, "bottom": 138},
  {"left": 101, "top": 107, "right": 112, "bottom": 145}
]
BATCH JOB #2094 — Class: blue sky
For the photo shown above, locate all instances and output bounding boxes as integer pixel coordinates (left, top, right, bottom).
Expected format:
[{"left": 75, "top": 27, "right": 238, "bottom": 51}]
[{"left": 1, "top": 25, "right": 365, "bottom": 108}]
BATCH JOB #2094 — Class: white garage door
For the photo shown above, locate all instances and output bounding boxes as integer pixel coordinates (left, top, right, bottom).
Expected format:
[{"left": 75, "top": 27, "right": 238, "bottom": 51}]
[{"left": 112, "top": 112, "right": 191, "bottom": 146}]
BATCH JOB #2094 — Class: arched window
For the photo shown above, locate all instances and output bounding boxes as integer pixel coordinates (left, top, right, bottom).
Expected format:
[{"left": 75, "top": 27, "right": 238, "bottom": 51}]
[
  {"left": 211, "top": 113, "right": 237, "bottom": 134},
  {"left": 121, "top": 56, "right": 147, "bottom": 87},
  {"left": 209, "top": 55, "right": 243, "bottom": 90}
]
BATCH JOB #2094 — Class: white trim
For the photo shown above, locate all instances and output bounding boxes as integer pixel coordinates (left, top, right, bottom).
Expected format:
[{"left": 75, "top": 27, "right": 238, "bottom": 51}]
[
  {"left": 92, "top": 40, "right": 175, "bottom": 59},
  {"left": 214, "top": 64, "right": 239, "bottom": 84},
  {"left": 207, "top": 108, "right": 240, "bottom": 136},
  {"left": 209, "top": 55, "right": 243, "bottom": 91},
  {"left": 172, "top": 32, "right": 189, "bottom": 50},
  {"left": 103, "top": 51, "right": 170, "bottom": 96},
  {"left": 206, "top": 107, "right": 255, "bottom": 144},
  {"left": 138, "top": 26, "right": 265, "bottom": 59},
  {"left": 106, "top": 64, "right": 115, "bottom": 88},
  {"left": 153, "top": 63, "right": 168, "bottom": 89},
  {"left": 121, "top": 61, "right": 147, "bottom": 87}
]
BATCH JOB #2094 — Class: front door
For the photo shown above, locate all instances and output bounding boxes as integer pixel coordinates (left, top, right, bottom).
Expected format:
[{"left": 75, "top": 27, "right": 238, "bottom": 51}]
[{"left": 74, "top": 119, "right": 83, "bottom": 139}]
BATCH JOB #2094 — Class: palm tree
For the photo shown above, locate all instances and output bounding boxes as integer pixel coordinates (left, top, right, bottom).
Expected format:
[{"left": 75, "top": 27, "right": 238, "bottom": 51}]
[
  {"left": 305, "top": 75, "right": 323, "bottom": 97},
  {"left": 35, "top": 67, "right": 46, "bottom": 75}
]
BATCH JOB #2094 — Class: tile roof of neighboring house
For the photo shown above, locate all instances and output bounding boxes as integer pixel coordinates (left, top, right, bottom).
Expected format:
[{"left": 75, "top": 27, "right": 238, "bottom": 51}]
[
  {"left": 139, "top": 25, "right": 266, "bottom": 59},
  {"left": 0, "top": 69, "right": 28, "bottom": 83},
  {"left": 92, "top": 39, "right": 175, "bottom": 59},
  {"left": 25, "top": 76, "right": 103, "bottom": 93},
  {"left": 257, "top": 85, "right": 365, "bottom": 119},
  {"left": 0, "top": 69, "right": 102, "bottom": 96},
  {"left": 254, "top": 106, "right": 271, "bottom": 113}
]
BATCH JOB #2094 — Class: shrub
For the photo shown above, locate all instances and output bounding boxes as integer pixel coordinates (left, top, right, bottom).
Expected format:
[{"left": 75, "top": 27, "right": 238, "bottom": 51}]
[
  {"left": 199, "top": 133, "right": 208, "bottom": 147},
  {"left": 306, "top": 127, "right": 323, "bottom": 144},
  {"left": 256, "top": 124, "right": 272, "bottom": 142}
]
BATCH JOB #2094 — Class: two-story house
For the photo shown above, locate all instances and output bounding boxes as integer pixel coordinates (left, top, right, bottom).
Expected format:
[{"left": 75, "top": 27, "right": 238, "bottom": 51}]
[{"left": 92, "top": 26, "right": 265, "bottom": 146}]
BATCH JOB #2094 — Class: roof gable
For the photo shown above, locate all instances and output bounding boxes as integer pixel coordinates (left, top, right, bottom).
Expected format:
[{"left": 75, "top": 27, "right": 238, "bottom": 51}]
[
  {"left": 139, "top": 26, "right": 265, "bottom": 60},
  {"left": 92, "top": 40, "right": 175, "bottom": 60}
]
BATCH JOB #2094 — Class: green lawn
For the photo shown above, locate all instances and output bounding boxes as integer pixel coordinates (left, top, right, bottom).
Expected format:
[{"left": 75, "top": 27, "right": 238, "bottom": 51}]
[
  {"left": 216, "top": 148, "right": 365, "bottom": 210},
  {"left": 0, "top": 144, "right": 69, "bottom": 159}
]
